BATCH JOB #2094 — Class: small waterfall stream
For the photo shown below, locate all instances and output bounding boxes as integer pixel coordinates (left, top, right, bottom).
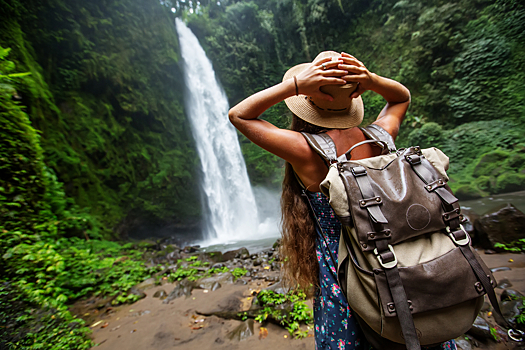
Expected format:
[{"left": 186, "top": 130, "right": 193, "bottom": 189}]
[{"left": 176, "top": 18, "right": 271, "bottom": 245}]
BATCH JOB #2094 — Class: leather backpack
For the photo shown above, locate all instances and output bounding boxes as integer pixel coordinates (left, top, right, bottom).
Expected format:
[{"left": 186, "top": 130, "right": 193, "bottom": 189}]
[{"left": 301, "top": 124, "right": 520, "bottom": 349}]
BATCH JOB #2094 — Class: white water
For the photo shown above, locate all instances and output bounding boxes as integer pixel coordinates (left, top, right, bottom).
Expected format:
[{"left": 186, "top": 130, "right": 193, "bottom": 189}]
[{"left": 175, "top": 19, "right": 279, "bottom": 245}]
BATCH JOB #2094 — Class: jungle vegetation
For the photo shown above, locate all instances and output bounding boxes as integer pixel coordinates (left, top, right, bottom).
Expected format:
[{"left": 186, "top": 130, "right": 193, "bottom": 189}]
[{"left": 1, "top": 0, "right": 524, "bottom": 347}]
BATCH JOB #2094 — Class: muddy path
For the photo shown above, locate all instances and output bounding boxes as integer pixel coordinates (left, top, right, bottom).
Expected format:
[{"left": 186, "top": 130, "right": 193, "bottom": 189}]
[{"left": 88, "top": 252, "right": 525, "bottom": 350}]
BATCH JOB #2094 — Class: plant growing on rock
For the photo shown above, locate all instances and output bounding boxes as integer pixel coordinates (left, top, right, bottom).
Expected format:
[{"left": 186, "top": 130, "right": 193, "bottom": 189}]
[{"left": 253, "top": 289, "right": 313, "bottom": 338}]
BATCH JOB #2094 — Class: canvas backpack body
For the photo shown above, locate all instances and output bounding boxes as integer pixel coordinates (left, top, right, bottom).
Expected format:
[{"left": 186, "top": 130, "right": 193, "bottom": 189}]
[{"left": 301, "top": 124, "right": 501, "bottom": 349}]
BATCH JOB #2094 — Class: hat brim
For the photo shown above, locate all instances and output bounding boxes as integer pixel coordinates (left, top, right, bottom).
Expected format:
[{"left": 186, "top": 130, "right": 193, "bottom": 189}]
[{"left": 282, "top": 62, "right": 364, "bottom": 129}]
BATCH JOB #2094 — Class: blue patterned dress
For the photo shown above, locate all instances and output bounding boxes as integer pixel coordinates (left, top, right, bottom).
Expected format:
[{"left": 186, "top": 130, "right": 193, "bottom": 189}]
[{"left": 307, "top": 191, "right": 457, "bottom": 350}]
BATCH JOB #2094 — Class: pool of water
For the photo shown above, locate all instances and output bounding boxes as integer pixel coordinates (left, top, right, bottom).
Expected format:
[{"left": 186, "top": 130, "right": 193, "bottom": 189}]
[{"left": 460, "top": 190, "right": 525, "bottom": 215}]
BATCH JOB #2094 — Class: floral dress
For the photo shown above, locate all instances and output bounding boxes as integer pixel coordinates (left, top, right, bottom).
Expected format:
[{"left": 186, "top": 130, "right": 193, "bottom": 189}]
[{"left": 307, "top": 191, "right": 457, "bottom": 350}]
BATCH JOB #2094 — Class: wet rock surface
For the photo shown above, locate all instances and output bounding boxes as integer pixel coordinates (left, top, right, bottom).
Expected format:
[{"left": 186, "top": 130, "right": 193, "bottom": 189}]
[
  {"left": 227, "top": 319, "right": 255, "bottom": 341},
  {"left": 473, "top": 203, "right": 525, "bottom": 250},
  {"left": 87, "top": 236, "right": 524, "bottom": 350}
]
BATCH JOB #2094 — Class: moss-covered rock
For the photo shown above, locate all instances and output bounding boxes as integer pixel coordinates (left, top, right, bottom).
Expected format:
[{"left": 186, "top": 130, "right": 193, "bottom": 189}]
[
  {"left": 472, "top": 175, "right": 493, "bottom": 193},
  {"left": 495, "top": 172, "right": 525, "bottom": 194},
  {"left": 473, "top": 150, "right": 511, "bottom": 178},
  {"left": 454, "top": 184, "right": 487, "bottom": 200}
]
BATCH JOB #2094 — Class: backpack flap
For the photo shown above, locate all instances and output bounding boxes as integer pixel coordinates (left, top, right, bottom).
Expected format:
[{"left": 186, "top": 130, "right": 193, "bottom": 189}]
[{"left": 339, "top": 146, "right": 454, "bottom": 251}]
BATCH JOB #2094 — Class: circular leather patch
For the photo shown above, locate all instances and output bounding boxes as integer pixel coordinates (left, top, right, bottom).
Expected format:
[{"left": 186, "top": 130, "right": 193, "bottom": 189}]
[{"left": 406, "top": 204, "right": 431, "bottom": 231}]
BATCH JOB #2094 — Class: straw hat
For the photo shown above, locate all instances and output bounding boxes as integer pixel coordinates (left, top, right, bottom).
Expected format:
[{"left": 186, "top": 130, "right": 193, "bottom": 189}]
[{"left": 282, "top": 51, "right": 364, "bottom": 129}]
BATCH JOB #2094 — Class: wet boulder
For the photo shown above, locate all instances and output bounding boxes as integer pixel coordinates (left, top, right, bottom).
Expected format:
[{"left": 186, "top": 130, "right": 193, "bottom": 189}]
[
  {"left": 467, "top": 316, "right": 492, "bottom": 341},
  {"left": 199, "top": 251, "right": 225, "bottom": 263},
  {"left": 501, "top": 289, "right": 524, "bottom": 302},
  {"left": 253, "top": 257, "right": 265, "bottom": 266},
  {"left": 473, "top": 204, "right": 525, "bottom": 250},
  {"left": 194, "top": 272, "right": 234, "bottom": 290},
  {"left": 153, "top": 290, "right": 168, "bottom": 300},
  {"left": 227, "top": 320, "right": 254, "bottom": 341},
  {"left": 223, "top": 247, "right": 249, "bottom": 261},
  {"left": 163, "top": 279, "right": 194, "bottom": 303},
  {"left": 133, "top": 277, "right": 156, "bottom": 292},
  {"left": 493, "top": 299, "right": 525, "bottom": 331}
]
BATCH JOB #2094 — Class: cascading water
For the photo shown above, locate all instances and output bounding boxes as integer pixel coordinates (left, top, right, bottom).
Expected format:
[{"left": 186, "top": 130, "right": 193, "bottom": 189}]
[{"left": 176, "top": 18, "right": 273, "bottom": 245}]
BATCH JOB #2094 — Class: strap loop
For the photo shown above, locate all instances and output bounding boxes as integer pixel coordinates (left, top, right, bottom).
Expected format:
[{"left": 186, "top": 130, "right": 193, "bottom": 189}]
[
  {"left": 351, "top": 166, "right": 367, "bottom": 177},
  {"left": 374, "top": 245, "right": 398, "bottom": 269},
  {"left": 446, "top": 224, "right": 470, "bottom": 246}
]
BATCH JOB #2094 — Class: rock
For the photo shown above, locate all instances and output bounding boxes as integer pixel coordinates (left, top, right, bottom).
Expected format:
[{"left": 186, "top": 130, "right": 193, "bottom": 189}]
[
  {"left": 235, "top": 279, "right": 247, "bottom": 285},
  {"left": 455, "top": 338, "right": 472, "bottom": 350},
  {"left": 473, "top": 203, "right": 525, "bottom": 250},
  {"left": 490, "top": 266, "right": 511, "bottom": 273},
  {"left": 194, "top": 273, "right": 234, "bottom": 290},
  {"left": 271, "top": 262, "right": 281, "bottom": 270},
  {"left": 494, "top": 299, "right": 524, "bottom": 331},
  {"left": 501, "top": 289, "right": 524, "bottom": 302},
  {"left": 272, "top": 239, "right": 281, "bottom": 249},
  {"left": 227, "top": 320, "right": 255, "bottom": 341},
  {"left": 128, "top": 288, "right": 146, "bottom": 300},
  {"left": 496, "top": 278, "right": 512, "bottom": 289},
  {"left": 480, "top": 301, "right": 492, "bottom": 313},
  {"left": 183, "top": 246, "right": 199, "bottom": 253},
  {"left": 199, "top": 251, "right": 225, "bottom": 263},
  {"left": 253, "top": 258, "right": 264, "bottom": 266},
  {"left": 153, "top": 290, "right": 168, "bottom": 300},
  {"left": 210, "top": 281, "right": 221, "bottom": 291},
  {"left": 166, "top": 250, "right": 181, "bottom": 262},
  {"left": 240, "top": 253, "right": 250, "bottom": 260},
  {"left": 467, "top": 316, "right": 492, "bottom": 341},
  {"left": 264, "top": 281, "right": 289, "bottom": 295},
  {"left": 211, "top": 263, "right": 226, "bottom": 269},
  {"left": 163, "top": 280, "right": 193, "bottom": 303},
  {"left": 460, "top": 209, "right": 478, "bottom": 243},
  {"left": 223, "top": 247, "right": 249, "bottom": 261},
  {"left": 133, "top": 277, "right": 156, "bottom": 291}
]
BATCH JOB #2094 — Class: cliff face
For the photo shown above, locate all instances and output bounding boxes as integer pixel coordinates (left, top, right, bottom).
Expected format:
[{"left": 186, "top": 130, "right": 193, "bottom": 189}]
[{"left": 1, "top": 0, "right": 202, "bottom": 236}]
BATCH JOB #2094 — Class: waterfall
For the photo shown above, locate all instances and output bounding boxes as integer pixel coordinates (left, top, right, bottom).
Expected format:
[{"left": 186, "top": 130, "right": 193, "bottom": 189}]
[{"left": 175, "top": 18, "right": 268, "bottom": 244}]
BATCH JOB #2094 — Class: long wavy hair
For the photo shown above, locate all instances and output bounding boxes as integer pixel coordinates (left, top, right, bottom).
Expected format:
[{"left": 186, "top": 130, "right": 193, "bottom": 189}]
[{"left": 280, "top": 115, "right": 330, "bottom": 295}]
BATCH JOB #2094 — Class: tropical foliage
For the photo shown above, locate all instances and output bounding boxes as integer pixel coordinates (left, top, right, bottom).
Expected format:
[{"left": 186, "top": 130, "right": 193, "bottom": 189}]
[{"left": 1, "top": 0, "right": 524, "bottom": 347}]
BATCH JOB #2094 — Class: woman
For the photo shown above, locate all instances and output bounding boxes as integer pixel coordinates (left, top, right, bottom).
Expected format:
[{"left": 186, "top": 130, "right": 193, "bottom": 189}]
[{"left": 229, "top": 51, "right": 456, "bottom": 350}]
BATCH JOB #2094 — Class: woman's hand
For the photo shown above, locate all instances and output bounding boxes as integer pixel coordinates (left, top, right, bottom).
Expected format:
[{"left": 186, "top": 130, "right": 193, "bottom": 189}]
[
  {"left": 337, "top": 52, "right": 377, "bottom": 99},
  {"left": 295, "top": 56, "right": 348, "bottom": 101}
]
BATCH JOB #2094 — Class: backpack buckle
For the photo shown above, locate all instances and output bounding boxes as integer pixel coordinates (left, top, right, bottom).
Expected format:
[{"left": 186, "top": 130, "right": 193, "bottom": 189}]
[
  {"left": 373, "top": 245, "right": 397, "bottom": 269},
  {"left": 351, "top": 166, "right": 367, "bottom": 177},
  {"left": 508, "top": 329, "right": 524, "bottom": 342},
  {"left": 405, "top": 154, "right": 421, "bottom": 165},
  {"left": 446, "top": 224, "right": 470, "bottom": 246}
]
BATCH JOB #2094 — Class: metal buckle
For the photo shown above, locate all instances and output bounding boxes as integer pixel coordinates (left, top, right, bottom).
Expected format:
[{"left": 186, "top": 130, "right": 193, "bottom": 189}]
[
  {"left": 446, "top": 224, "right": 470, "bottom": 246},
  {"left": 373, "top": 245, "right": 398, "bottom": 269},
  {"left": 508, "top": 329, "right": 524, "bottom": 342}
]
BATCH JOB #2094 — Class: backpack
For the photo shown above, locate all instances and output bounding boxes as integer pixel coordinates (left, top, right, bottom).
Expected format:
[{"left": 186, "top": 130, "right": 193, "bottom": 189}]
[{"left": 301, "top": 124, "right": 509, "bottom": 349}]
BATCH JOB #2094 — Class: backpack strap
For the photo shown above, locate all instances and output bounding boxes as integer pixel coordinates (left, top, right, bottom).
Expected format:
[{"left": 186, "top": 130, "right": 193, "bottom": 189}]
[
  {"left": 301, "top": 132, "right": 343, "bottom": 165},
  {"left": 359, "top": 124, "right": 397, "bottom": 154}
]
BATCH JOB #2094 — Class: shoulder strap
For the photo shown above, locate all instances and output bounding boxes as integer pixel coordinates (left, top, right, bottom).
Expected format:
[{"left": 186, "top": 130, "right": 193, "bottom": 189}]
[
  {"left": 359, "top": 124, "right": 397, "bottom": 154},
  {"left": 301, "top": 132, "right": 338, "bottom": 164}
]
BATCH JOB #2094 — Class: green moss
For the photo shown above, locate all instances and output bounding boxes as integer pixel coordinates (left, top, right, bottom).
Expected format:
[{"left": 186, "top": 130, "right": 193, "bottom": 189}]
[
  {"left": 454, "top": 184, "right": 488, "bottom": 200},
  {"left": 473, "top": 150, "right": 511, "bottom": 177},
  {"left": 495, "top": 172, "right": 525, "bottom": 193}
]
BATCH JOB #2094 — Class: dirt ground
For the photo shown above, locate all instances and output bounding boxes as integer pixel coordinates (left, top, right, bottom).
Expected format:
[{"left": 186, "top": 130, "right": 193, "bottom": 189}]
[{"left": 89, "top": 252, "right": 525, "bottom": 350}]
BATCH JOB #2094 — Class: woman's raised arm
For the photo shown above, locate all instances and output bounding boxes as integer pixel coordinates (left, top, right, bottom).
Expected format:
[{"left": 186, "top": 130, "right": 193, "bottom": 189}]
[
  {"left": 338, "top": 53, "right": 411, "bottom": 139},
  {"left": 228, "top": 56, "right": 348, "bottom": 163}
]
